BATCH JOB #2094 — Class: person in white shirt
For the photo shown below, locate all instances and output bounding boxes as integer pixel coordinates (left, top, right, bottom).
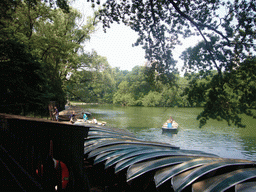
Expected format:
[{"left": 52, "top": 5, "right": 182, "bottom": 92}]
[{"left": 92, "top": 117, "right": 97, "bottom": 124}]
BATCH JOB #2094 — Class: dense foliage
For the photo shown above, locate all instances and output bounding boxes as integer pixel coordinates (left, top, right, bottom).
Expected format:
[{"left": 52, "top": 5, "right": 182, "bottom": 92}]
[
  {"left": 69, "top": 64, "right": 189, "bottom": 107},
  {"left": 0, "top": 0, "right": 96, "bottom": 115},
  {"left": 66, "top": 51, "right": 116, "bottom": 103},
  {"left": 0, "top": 39, "right": 49, "bottom": 115}
]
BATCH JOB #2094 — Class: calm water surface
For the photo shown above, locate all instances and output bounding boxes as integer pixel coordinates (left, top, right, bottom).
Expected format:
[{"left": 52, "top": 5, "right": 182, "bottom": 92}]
[{"left": 80, "top": 104, "right": 256, "bottom": 161}]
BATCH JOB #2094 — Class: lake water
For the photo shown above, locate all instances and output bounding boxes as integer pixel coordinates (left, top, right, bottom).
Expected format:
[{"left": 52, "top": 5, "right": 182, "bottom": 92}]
[{"left": 80, "top": 104, "right": 256, "bottom": 161}]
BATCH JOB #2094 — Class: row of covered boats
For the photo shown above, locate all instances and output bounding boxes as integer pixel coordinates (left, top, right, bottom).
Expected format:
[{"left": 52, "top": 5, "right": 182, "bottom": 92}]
[{"left": 82, "top": 122, "right": 256, "bottom": 192}]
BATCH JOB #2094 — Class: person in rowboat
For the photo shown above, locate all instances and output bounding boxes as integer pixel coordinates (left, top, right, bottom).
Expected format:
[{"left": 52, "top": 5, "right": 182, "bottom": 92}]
[{"left": 167, "top": 116, "right": 173, "bottom": 128}]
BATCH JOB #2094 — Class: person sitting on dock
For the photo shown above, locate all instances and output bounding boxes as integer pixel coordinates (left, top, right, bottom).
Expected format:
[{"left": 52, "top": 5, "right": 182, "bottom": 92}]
[
  {"left": 70, "top": 111, "right": 76, "bottom": 123},
  {"left": 92, "top": 117, "right": 97, "bottom": 124},
  {"left": 167, "top": 116, "right": 173, "bottom": 128}
]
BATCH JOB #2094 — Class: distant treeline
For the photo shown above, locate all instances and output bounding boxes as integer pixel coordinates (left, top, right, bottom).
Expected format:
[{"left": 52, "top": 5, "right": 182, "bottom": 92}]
[{"left": 69, "top": 64, "right": 197, "bottom": 107}]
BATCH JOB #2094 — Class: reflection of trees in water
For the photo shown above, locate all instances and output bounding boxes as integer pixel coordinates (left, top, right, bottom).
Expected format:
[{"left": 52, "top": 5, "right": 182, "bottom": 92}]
[{"left": 239, "top": 136, "right": 256, "bottom": 158}]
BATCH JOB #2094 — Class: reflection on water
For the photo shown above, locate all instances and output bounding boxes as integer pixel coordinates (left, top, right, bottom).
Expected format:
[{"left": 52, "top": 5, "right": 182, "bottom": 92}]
[
  {"left": 162, "top": 129, "right": 178, "bottom": 136},
  {"left": 81, "top": 104, "right": 256, "bottom": 161}
]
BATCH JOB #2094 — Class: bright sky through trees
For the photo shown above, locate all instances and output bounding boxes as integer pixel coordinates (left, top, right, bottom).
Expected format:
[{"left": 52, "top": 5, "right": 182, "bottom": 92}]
[{"left": 71, "top": 0, "right": 200, "bottom": 72}]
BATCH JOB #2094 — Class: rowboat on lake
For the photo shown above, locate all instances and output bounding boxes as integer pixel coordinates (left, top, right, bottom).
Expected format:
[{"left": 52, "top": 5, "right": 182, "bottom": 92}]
[{"left": 162, "top": 118, "right": 178, "bottom": 131}]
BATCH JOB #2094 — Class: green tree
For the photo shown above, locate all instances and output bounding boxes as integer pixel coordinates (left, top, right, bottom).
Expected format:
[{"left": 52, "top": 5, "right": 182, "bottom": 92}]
[
  {"left": 142, "top": 91, "right": 162, "bottom": 107},
  {"left": 0, "top": 39, "right": 51, "bottom": 115},
  {"left": 112, "top": 66, "right": 184, "bottom": 107},
  {"left": 126, "top": 66, "right": 151, "bottom": 101},
  {"left": 113, "top": 81, "right": 136, "bottom": 106},
  {"left": 1, "top": 0, "right": 97, "bottom": 114},
  {"left": 91, "top": 0, "right": 256, "bottom": 127},
  {"left": 183, "top": 71, "right": 214, "bottom": 108},
  {"left": 194, "top": 58, "right": 256, "bottom": 127},
  {"left": 67, "top": 51, "right": 116, "bottom": 103},
  {"left": 113, "top": 68, "right": 129, "bottom": 87}
]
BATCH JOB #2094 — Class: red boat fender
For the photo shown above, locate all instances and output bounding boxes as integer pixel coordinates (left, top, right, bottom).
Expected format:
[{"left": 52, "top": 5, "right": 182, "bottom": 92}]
[
  {"left": 53, "top": 158, "right": 69, "bottom": 189},
  {"left": 36, "top": 164, "right": 43, "bottom": 176},
  {"left": 36, "top": 140, "right": 69, "bottom": 190},
  {"left": 36, "top": 159, "right": 69, "bottom": 190}
]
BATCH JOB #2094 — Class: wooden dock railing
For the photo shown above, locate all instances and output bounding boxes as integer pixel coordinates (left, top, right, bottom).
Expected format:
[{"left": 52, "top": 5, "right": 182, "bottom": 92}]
[{"left": 0, "top": 113, "right": 89, "bottom": 191}]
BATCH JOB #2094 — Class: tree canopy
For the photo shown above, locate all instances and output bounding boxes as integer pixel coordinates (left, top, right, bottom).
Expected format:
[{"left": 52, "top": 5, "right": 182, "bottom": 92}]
[
  {"left": 1, "top": 0, "right": 96, "bottom": 115},
  {"left": 0, "top": 39, "right": 49, "bottom": 115},
  {"left": 66, "top": 50, "right": 116, "bottom": 103},
  {"left": 90, "top": 0, "right": 256, "bottom": 127}
]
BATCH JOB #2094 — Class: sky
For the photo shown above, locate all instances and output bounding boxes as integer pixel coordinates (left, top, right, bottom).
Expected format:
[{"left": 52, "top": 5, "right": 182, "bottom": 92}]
[
  {"left": 71, "top": 0, "right": 200, "bottom": 72},
  {"left": 84, "top": 22, "right": 147, "bottom": 71}
]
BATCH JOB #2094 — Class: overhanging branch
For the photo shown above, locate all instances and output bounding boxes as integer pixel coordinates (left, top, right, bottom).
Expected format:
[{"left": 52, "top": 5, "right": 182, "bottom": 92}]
[
  {"left": 168, "top": 0, "right": 222, "bottom": 75},
  {"left": 168, "top": 0, "right": 231, "bottom": 46}
]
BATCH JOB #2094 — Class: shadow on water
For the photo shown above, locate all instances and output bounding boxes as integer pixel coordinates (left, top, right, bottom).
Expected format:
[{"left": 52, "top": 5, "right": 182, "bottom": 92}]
[{"left": 162, "top": 129, "right": 178, "bottom": 137}]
